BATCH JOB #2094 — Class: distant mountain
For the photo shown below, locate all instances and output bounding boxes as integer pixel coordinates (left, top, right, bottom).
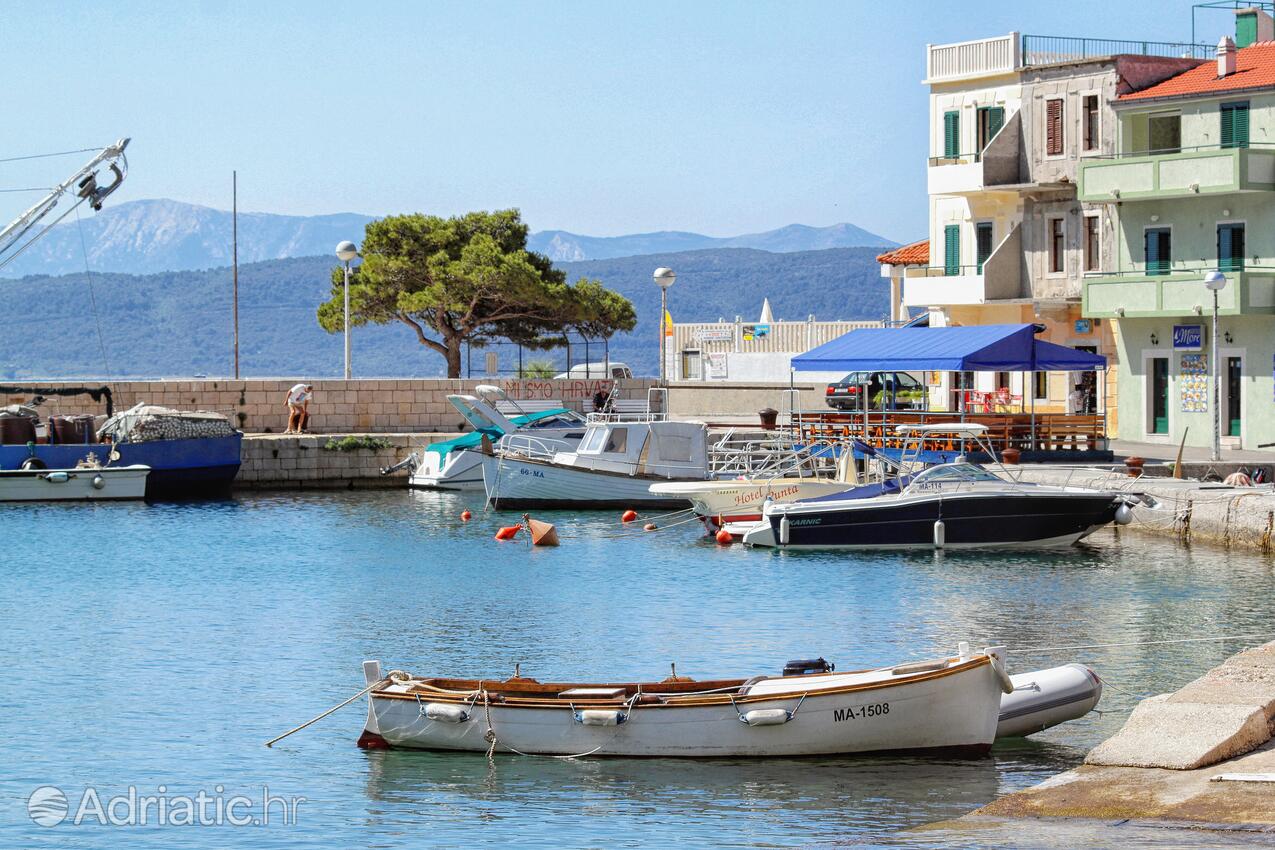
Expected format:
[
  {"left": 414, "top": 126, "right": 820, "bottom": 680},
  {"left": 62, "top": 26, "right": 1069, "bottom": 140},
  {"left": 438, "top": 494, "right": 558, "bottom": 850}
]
[
  {"left": 0, "top": 247, "right": 888, "bottom": 380},
  {"left": 529, "top": 222, "right": 896, "bottom": 261},
  {"left": 0, "top": 200, "right": 377, "bottom": 278},
  {"left": 0, "top": 198, "right": 895, "bottom": 277}
]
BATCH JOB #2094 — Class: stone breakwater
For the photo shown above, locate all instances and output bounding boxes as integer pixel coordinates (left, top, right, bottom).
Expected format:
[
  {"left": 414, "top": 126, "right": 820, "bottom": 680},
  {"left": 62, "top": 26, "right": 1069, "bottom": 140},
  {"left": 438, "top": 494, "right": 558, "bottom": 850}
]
[
  {"left": 237, "top": 433, "right": 451, "bottom": 489},
  {"left": 1013, "top": 465, "right": 1275, "bottom": 552}
]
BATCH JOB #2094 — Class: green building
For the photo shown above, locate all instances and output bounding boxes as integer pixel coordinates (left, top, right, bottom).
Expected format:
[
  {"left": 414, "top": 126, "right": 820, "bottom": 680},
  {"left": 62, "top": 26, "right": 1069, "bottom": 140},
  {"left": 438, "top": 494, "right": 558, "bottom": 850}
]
[{"left": 1079, "top": 11, "right": 1275, "bottom": 451}]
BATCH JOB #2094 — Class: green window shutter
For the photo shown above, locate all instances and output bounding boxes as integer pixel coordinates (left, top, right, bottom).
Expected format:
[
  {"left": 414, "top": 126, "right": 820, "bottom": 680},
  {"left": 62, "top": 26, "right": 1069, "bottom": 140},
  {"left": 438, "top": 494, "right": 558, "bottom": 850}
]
[
  {"left": 988, "top": 107, "right": 1004, "bottom": 141},
  {"left": 975, "top": 223, "right": 993, "bottom": 273},
  {"left": 1238, "top": 11, "right": 1258, "bottom": 48},
  {"left": 1221, "top": 107, "right": 1233, "bottom": 148},
  {"left": 944, "top": 225, "right": 961, "bottom": 275},
  {"left": 1235, "top": 104, "right": 1249, "bottom": 148},
  {"left": 1219, "top": 224, "right": 1245, "bottom": 271},
  {"left": 944, "top": 111, "right": 959, "bottom": 158},
  {"left": 1146, "top": 228, "right": 1171, "bottom": 275},
  {"left": 1221, "top": 102, "right": 1249, "bottom": 149}
]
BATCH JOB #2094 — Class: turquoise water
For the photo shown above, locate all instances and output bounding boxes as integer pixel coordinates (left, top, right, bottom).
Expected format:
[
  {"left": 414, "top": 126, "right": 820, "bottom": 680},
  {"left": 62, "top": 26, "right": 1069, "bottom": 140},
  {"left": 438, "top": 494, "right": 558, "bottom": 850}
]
[{"left": 3, "top": 490, "right": 1274, "bottom": 848}]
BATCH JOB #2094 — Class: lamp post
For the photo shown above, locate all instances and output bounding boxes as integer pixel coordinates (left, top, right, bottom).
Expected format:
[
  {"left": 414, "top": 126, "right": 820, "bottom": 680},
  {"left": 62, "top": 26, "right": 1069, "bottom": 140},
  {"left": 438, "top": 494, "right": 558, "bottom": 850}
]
[
  {"left": 653, "top": 267, "right": 676, "bottom": 383},
  {"left": 1204, "top": 269, "right": 1228, "bottom": 462},
  {"left": 336, "top": 241, "right": 358, "bottom": 380}
]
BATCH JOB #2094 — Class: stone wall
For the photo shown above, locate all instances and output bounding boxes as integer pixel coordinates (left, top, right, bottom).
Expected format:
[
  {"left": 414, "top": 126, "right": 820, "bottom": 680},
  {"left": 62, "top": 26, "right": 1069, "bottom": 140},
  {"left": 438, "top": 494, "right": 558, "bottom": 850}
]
[
  {"left": 665, "top": 381, "right": 821, "bottom": 423},
  {"left": 237, "top": 433, "right": 449, "bottom": 489},
  {"left": 1, "top": 378, "right": 657, "bottom": 435}
]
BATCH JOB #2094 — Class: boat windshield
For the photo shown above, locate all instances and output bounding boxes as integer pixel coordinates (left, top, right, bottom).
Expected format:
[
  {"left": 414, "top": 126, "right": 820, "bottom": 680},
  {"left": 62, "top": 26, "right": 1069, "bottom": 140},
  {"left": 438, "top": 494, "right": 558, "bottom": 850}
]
[{"left": 909, "top": 463, "right": 1002, "bottom": 485}]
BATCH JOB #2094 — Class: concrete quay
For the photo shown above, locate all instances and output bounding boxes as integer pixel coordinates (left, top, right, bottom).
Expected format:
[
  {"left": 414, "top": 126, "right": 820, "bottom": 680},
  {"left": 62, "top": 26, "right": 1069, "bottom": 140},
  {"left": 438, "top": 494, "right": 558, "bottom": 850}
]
[
  {"left": 959, "top": 641, "right": 1275, "bottom": 833},
  {"left": 236, "top": 432, "right": 449, "bottom": 489},
  {"left": 1013, "top": 464, "right": 1275, "bottom": 552}
]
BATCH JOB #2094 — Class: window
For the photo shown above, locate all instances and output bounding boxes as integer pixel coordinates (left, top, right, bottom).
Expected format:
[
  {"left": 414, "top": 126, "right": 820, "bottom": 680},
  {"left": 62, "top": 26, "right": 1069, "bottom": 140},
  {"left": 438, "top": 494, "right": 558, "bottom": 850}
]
[
  {"left": 659, "top": 434, "right": 693, "bottom": 463},
  {"left": 1145, "top": 227, "right": 1171, "bottom": 275},
  {"left": 681, "top": 349, "right": 702, "bottom": 381},
  {"left": 581, "top": 427, "right": 607, "bottom": 453},
  {"left": 944, "top": 224, "right": 960, "bottom": 275},
  {"left": 1084, "top": 215, "right": 1100, "bottom": 271},
  {"left": 975, "top": 222, "right": 994, "bottom": 273},
  {"left": 1148, "top": 114, "right": 1181, "bottom": 154},
  {"left": 1083, "top": 95, "right": 1099, "bottom": 151},
  {"left": 943, "top": 111, "right": 960, "bottom": 158},
  {"left": 1221, "top": 101, "right": 1250, "bottom": 149},
  {"left": 603, "top": 427, "right": 629, "bottom": 453},
  {"left": 1049, "top": 218, "right": 1065, "bottom": 273},
  {"left": 1046, "top": 98, "right": 1064, "bottom": 155},
  {"left": 976, "top": 106, "right": 1005, "bottom": 157},
  {"left": 1218, "top": 223, "right": 1245, "bottom": 271},
  {"left": 1033, "top": 371, "right": 1049, "bottom": 400}
]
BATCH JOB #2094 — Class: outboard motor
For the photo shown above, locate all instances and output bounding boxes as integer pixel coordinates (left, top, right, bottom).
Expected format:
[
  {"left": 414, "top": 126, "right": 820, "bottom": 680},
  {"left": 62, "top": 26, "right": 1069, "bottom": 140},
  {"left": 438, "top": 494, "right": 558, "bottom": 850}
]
[{"left": 783, "top": 657, "right": 834, "bottom": 676}]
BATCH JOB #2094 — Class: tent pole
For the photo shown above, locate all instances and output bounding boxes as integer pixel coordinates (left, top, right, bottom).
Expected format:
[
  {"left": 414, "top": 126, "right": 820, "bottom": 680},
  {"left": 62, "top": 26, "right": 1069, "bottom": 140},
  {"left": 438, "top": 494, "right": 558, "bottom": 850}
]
[{"left": 1030, "top": 381, "right": 1036, "bottom": 452}]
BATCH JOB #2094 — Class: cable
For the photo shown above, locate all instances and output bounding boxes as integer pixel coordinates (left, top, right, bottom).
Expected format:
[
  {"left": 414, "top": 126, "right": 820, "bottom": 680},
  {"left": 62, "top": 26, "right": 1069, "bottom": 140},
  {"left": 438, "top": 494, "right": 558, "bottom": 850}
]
[
  {"left": 1007, "top": 632, "right": 1275, "bottom": 654},
  {"left": 0, "top": 187, "right": 54, "bottom": 193},
  {"left": 74, "top": 206, "right": 111, "bottom": 376},
  {"left": 0, "top": 146, "right": 104, "bottom": 164}
]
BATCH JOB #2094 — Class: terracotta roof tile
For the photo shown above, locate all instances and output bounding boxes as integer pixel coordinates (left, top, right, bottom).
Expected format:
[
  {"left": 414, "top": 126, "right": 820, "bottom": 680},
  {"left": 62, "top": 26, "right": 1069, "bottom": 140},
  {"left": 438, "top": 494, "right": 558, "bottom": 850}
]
[
  {"left": 877, "top": 239, "right": 928, "bottom": 265},
  {"left": 1121, "top": 43, "right": 1275, "bottom": 100}
]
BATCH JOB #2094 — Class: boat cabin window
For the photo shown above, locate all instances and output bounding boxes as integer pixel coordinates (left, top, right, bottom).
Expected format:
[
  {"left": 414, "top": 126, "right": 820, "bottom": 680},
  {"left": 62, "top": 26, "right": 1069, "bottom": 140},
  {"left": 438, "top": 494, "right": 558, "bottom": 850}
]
[
  {"left": 910, "top": 463, "right": 1001, "bottom": 484},
  {"left": 603, "top": 428, "right": 629, "bottom": 453},
  {"left": 581, "top": 427, "right": 607, "bottom": 453},
  {"left": 658, "top": 434, "right": 693, "bottom": 462}
]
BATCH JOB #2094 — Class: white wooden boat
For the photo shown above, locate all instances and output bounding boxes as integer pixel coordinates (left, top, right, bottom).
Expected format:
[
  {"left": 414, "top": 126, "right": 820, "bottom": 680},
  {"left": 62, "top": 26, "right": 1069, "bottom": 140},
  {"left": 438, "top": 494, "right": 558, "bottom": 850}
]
[
  {"left": 356, "top": 646, "right": 1011, "bottom": 757},
  {"left": 482, "top": 420, "right": 714, "bottom": 509},
  {"left": 649, "top": 478, "right": 853, "bottom": 534},
  {"left": 0, "top": 464, "right": 149, "bottom": 502}
]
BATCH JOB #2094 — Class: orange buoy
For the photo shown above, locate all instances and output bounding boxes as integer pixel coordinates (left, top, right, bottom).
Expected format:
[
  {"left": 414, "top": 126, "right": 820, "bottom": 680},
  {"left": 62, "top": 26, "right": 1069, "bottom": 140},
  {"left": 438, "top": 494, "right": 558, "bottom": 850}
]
[
  {"left": 644, "top": 522, "right": 657, "bottom": 532},
  {"left": 527, "top": 518, "right": 560, "bottom": 547},
  {"left": 621, "top": 509, "right": 639, "bottom": 523},
  {"left": 494, "top": 525, "right": 521, "bottom": 541},
  {"left": 715, "top": 529, "right": 733, "bottom": 545},
  {"left": 460, "top": 510, "right": 472, "bottom": 522}
]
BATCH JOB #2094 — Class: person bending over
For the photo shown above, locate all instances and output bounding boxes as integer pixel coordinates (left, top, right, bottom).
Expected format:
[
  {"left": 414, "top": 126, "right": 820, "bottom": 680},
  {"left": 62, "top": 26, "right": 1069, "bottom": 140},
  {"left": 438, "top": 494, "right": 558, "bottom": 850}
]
[{"left": 286, "top": 383, "right": 313, "bottom": 434}]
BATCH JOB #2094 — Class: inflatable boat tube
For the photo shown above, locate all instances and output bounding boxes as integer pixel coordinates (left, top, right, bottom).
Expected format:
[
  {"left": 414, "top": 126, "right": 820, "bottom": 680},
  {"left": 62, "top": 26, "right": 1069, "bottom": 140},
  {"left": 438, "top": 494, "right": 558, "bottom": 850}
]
[{"left": 996, "top": 663, "right": 1102, "bottom": 739}]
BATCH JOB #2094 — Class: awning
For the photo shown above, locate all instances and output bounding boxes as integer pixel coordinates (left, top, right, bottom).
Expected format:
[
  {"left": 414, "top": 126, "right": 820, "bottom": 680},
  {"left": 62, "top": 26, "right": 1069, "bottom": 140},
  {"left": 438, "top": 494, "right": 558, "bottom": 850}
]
[{"left": 791, "top": 323, "right": 1106, "bottom": 372}]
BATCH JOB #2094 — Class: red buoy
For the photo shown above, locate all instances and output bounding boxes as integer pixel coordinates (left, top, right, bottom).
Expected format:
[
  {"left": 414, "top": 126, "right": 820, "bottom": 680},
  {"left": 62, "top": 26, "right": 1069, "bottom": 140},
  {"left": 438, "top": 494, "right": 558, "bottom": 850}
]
[
  {"left": 460, "top": 510, "right": 473, "bottom": 522},
  {"left": 622, "top": 509, "right": 639, "bottom": 523},
  {"left": 715, "top": 529, "right": 733, "bottom": 545},
  {"left": 644, "top": 522, "right": 657, "bottom": 531},
  {"left": 494, "top": 525, "right": 521, "bottom": 541}
]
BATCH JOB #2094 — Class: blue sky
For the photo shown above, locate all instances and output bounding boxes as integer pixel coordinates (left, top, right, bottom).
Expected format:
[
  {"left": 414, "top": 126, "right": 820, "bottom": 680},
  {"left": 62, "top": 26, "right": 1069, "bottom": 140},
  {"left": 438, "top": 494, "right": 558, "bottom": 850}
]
[{"left": 4, "top": 1, "right": 1239, "bottom": 242}]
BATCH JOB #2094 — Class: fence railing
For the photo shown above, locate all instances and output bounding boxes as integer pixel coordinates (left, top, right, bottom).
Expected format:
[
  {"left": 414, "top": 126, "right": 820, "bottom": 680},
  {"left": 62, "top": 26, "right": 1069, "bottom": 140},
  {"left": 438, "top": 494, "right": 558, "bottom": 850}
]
[{"left": 1022, "top": 35, "right": 1213, "bottom": 66}]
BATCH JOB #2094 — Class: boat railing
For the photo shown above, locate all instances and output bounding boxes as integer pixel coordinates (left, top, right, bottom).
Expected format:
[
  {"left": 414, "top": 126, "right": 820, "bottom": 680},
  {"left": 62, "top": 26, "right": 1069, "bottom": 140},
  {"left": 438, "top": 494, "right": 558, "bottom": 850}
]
[
  {"left": 708, "top": 433, "right": 842, "bottom": 480},
  {"left": 495, "top": 433, "right": 575, "bottom": 462}
]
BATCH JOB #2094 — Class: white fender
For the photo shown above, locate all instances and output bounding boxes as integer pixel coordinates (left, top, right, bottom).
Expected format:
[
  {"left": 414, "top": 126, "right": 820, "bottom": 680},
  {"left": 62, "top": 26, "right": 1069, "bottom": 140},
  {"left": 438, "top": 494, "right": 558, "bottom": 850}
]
[
  {"left": 779, "top": 514, "right": 790, "bottom": 545},
  {"left": 740, "top": 708, "right": 791, "bottom": 726},
  {"left": 576, "top": 709, "right": 626, "bottom": 726},
  {"left": 423, "top": 703, "right": 470, "bottom": 723},
  {"left": 1114, "top": 502, "right": 1134, "bottom": 525},
  {"left": 933, "top": 519, "right": 945, "bottom": 548}
]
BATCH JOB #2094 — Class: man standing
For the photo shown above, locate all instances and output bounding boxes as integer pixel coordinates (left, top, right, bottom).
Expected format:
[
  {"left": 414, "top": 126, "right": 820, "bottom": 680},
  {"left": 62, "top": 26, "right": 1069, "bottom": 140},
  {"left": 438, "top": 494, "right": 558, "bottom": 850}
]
[{"left": 286, "top": 383, "right": 313, "bottom": 434}]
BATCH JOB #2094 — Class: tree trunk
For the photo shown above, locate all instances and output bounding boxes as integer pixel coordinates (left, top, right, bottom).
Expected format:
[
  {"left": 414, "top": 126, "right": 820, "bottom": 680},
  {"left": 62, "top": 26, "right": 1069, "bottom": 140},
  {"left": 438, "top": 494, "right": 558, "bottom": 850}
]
[{"left": 445, "top": 341, "right": 463, "bottom": 378}]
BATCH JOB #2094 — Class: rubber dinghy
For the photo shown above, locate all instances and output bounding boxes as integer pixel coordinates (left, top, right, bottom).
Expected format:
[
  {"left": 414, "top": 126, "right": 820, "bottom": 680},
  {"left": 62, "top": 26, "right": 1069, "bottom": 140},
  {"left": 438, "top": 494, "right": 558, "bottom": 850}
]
[{"left": 356, "top": 646, "right": 1013, "bottom": 757}]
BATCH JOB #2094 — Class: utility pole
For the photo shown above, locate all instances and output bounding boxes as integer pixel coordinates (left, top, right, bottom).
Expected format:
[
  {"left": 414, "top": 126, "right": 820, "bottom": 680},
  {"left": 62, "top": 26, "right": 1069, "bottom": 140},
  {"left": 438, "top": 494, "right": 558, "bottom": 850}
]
[{"left": 233, "top": 170, "right": 240, "bottom": 379}]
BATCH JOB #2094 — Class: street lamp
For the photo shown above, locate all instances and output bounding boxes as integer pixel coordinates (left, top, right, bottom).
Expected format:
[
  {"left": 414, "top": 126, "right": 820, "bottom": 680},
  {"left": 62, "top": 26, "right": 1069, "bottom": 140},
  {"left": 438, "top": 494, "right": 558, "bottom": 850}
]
[
  {"left": 336, "top": 241, "right": 359, "bottom": 380},
  {"left": 1204, "top": 269, "right": 1227, "bottom": 462},
  {"left": 653, "top": 267, "right": 676, "bottom": 383}
]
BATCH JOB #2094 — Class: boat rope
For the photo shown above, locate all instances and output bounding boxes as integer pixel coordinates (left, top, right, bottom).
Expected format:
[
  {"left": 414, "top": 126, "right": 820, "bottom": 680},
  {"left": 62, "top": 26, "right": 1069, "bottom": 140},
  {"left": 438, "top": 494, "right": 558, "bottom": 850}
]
[
  {"left": 1007, "top": 632, "right": 1275, "bottom": 655},
  {"left": 0, "top": 145, "right": 105, "bottom": 164},
  {"left": 478, "top": 686, "right": 604, "bottom": 761},
  {"left": 1089, "top": 670, "right": 1156, "bottom": 702},
  {"left": 264, "top": 674, "right": 400, "bottom": 747},
  {"left": 74, "top": 206, "right": 111, "bottom": 377}
]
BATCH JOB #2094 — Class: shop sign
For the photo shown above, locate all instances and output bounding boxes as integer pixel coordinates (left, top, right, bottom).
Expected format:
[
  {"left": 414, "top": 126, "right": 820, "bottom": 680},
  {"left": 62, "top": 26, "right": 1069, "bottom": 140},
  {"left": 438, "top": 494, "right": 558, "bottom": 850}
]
[
  {"left": 1172, "top": 324, "right": 1203, "bottom": 351},
  {"left": 1074, "top": 319, "right": 1092, "bottom": 334}
]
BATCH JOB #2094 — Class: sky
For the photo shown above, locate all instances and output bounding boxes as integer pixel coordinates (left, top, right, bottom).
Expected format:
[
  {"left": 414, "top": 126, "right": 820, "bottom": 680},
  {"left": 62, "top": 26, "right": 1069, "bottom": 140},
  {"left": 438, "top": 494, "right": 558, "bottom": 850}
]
[{"left": 3, "top": 0, "right": 1242, "bottom": 243}]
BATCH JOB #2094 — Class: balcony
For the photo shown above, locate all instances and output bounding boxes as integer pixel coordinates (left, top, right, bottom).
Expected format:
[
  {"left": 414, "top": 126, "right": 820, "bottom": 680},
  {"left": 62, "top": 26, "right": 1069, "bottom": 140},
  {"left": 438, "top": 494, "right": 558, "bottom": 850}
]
[
  {"left": 926, "top": 33, "right": 1210, "bottom": 85},
  {"left": 1082, "top": 267, "right": 1275, "bottom": 318},
  {"left": 927, "top": 112, "right": 1026, "bottom": 195},
  {"left": 903, "top": 226, "right": 1023, "bottom": 307},
  {"left": 1078, "top": 145, "right": 1275, "bottom": 203}
]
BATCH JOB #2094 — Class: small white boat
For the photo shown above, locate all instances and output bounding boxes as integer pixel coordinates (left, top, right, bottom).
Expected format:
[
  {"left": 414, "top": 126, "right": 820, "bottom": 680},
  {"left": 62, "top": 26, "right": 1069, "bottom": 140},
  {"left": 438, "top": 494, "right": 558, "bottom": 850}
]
[
  {"left": 356, "top": 645, "right": 1012, "bottom": 757},
  {"left": 0, "top": 463, "right": 150, "bottom": 502},
  {"left": 386, "top": 387, "right": 588, "bottom": 491},
  {"left": 482, "top": 420, "right": 715, "bottom": 510}
]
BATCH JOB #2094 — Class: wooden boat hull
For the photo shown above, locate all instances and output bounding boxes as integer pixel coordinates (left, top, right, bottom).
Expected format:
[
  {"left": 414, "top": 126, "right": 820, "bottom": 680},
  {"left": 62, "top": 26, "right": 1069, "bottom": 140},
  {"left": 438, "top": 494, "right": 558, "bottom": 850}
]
[
  {"left": 361, "top": 655, "right": 1005, "bottom": 757},
  {"left": 481, "top": 453, "right": 698, "bottom": 510},
  {"left": 0, "top": 464, "right": 149, "bottom": 502}
]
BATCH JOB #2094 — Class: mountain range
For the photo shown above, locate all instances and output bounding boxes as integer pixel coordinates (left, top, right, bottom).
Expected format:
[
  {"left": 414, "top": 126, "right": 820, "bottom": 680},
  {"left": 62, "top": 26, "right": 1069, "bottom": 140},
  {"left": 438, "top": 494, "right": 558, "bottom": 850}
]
[
  {"left": 0, "top": 247, "right": 890, "bottom": 380},
  {"left": 0, "top": 199, "right": 895, "bottom": 278}
]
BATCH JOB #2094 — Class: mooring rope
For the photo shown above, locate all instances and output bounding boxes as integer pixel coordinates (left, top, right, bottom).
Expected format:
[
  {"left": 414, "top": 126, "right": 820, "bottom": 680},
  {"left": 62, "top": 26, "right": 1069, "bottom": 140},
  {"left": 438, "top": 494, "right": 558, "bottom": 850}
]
[
  {"left": 264, "top": 677, "right": 390, "bottom": 747},
  {"left": 1007, "top": 632, "right": 1275, "bottom": 654}
]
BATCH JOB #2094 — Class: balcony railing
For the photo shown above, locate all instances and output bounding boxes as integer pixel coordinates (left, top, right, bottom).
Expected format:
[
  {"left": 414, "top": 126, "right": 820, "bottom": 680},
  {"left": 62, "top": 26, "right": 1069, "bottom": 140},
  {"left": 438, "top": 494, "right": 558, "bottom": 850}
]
[
  {"left": 1087, "top": 142, "right": 1272, "bottom": 160},
  {"left": 1021, "top": 34, "right": 1213, "bottom": 65},
  {"left": 1083, "top": 266, "right": 1275, "bottom": 318}
]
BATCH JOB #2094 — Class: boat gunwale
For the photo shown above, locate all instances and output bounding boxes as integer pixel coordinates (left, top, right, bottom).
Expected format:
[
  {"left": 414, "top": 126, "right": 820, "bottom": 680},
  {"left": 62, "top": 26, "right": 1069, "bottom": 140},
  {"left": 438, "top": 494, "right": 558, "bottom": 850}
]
[{"left": 370, "top": 654, "right": 991, "bottom": 709}]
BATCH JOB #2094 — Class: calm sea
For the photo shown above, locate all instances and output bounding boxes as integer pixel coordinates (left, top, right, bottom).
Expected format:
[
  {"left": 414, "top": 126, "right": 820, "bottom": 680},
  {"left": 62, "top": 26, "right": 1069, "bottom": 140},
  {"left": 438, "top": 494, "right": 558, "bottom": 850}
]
[{"left": 2, "top": 490, "right": 1273, "bottom": 848}]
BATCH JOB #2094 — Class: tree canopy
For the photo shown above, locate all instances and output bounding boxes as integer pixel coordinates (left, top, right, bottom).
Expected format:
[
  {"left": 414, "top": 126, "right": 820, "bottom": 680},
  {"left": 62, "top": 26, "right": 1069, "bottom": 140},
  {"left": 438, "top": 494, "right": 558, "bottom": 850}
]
[{"left": 317, "top": 209, "right": 636, "bottom": 377}]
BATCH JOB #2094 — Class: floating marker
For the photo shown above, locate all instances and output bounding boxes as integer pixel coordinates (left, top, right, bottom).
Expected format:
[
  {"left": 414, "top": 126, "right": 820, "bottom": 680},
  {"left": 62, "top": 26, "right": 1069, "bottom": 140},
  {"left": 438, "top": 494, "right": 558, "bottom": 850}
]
[
  {"left": 622, "top": 510, "right": 638, "bottom": 523},
  {"left": 494, "top": 525, "right": 521, "bottom": 541},
  {"left": 460, "top": 509, "right": 472, "bottom": 522},
  {"left": 715, "top": 529, "right": 733, "bottom": 545},
  {"left": 644, "top": 522, "right": 657, "bottom": 532}
]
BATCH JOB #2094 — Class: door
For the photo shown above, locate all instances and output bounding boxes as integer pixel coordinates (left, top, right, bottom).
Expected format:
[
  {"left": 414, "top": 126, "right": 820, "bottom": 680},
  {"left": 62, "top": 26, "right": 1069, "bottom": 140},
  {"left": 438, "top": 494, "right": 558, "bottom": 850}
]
[
  {"left": 1227, "top": 356, "right": 1242, "bottom": 437},
  {"left": 976, "top": 106, "right": 1004, "bottom": 158},
  {"left": 1150, "top": 357, "right": 1169, "bottom": 434},
  {"left": 681, "top": 349, "right": 702, "bottom": 381},
  {"left": 975, "top": 222, "right": 994, "bottom": 273},
  {"left": 1218, "top": 223, "right": 1245, "bottom": 272},
  {"left": 1145, "top": 228, "right": 1171, "bottom": 276}
]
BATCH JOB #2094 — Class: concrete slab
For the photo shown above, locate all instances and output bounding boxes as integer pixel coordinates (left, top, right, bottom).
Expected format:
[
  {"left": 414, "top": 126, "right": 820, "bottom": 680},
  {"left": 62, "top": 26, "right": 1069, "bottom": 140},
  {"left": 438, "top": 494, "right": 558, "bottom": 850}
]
[{"left": 1085, "top": 695, "right": 1270, "bottom": 770}]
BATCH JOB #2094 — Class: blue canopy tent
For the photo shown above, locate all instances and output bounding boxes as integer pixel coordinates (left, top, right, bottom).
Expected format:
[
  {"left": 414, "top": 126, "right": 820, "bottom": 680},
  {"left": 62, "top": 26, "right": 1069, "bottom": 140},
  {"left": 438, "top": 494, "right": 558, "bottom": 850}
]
[{"left": 790, "top": 323, "right": 1107, "bottom": 449}]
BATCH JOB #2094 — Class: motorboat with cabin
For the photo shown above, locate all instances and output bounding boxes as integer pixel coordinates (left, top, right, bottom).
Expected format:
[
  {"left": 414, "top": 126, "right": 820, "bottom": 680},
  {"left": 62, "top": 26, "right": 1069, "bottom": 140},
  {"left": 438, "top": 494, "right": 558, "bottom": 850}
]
[
  {"left": 743, "top": 424, "right": 1151, "bottom": 550},
  {"left": 385, "top": 386, "right": 588, "bottom": 490},
  {"left": 482, "top": 419, "right": 715, "bottom": 509},
  {"left": 356, "top": 644, "right": 1014, "bottom": 757}
]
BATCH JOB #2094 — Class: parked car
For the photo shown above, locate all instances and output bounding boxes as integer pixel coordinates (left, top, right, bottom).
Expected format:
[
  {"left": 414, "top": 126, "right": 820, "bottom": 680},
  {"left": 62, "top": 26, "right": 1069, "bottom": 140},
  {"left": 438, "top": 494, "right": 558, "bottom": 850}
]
[
  {"left": 825, "top": 371, "right": 923, "bottom": 410},
  {"left": 553, "top": 362, "right": 633, "bottom": 380}
]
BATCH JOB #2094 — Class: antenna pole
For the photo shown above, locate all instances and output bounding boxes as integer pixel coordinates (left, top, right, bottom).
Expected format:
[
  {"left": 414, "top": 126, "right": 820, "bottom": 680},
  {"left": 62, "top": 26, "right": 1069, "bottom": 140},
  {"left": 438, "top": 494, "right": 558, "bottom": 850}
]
[{"left": 233, "top": 170, "right": 240, "bottom": 380}]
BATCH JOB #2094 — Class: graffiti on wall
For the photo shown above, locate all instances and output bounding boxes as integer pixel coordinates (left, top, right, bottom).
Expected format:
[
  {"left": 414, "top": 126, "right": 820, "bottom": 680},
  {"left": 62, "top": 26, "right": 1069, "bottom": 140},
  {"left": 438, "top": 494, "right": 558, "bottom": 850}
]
[{"left": 500, "top": 379, "right": 618, "bottom": 400}]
